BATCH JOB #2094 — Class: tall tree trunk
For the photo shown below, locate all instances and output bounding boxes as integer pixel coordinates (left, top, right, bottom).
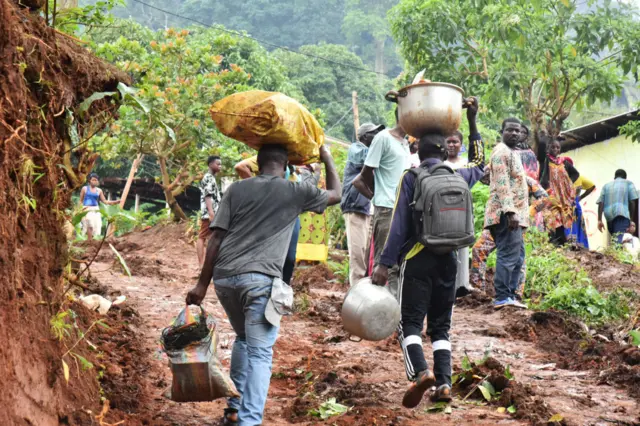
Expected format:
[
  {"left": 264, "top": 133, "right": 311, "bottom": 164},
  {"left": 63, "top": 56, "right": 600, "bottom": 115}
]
[
  {"left": 158, "top": 157, "right": 188, "bottom": 222},
  {"left": 374, "top": 37, "right": 386, "bottom": 86}
]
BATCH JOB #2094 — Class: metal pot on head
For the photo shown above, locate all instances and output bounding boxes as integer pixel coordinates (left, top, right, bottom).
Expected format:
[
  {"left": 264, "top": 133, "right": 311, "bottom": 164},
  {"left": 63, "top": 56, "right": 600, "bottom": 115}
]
[
  {"left": 385, "top": 82, "right": 465, "bottom": 138},
  {"left": 341, "top": 277, "right": 401, "bottom": 341}
]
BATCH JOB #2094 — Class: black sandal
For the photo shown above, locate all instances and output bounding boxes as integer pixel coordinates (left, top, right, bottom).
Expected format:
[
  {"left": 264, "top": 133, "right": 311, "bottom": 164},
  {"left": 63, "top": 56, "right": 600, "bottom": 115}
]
[{"left": 223, "top": 408, "right": 238, "bottom": 425}]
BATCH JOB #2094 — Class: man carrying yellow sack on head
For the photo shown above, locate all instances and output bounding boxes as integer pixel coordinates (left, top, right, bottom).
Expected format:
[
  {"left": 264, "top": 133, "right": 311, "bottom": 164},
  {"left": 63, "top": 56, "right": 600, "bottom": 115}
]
[{"left": 234, "top": 156, "right": 319, "bottom": 285}]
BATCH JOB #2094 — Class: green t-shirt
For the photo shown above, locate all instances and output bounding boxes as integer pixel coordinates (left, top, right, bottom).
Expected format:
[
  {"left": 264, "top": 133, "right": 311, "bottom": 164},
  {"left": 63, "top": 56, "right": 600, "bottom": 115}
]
[{"left": 364, "top": 129, "right": 410, "bottom": 208}]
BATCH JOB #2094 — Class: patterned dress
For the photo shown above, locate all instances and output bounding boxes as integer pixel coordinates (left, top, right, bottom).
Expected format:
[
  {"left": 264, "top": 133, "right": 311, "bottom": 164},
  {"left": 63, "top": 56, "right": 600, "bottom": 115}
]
[{"left": 544, "top": 159, "right": 575, "bottom": 230}]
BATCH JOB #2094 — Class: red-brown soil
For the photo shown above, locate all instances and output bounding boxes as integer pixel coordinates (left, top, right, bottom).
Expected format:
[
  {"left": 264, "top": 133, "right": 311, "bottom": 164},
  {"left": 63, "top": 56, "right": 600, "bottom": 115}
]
[{"left": 83, "top": 223, "right": 640, "bottom": 425}]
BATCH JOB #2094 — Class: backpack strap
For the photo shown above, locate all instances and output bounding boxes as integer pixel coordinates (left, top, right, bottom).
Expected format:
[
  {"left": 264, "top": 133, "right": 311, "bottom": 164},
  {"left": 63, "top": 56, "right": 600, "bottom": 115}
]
[{"left": 407, "top": 167, "right": 431, "bottom": 208}]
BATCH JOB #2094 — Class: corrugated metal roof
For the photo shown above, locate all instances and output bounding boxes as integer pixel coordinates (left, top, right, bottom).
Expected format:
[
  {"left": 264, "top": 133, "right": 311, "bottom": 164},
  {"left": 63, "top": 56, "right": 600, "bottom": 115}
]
[{"left": 560, "top": 109, "right": 640, "bottom": 152}]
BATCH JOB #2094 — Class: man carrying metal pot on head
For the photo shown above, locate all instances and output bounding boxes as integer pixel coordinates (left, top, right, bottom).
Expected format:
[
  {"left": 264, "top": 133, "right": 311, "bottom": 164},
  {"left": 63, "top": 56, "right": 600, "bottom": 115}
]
[
  {"left": 371, "top": 97, "right": 484, "bottom": 408},
  {"left": 353, "top": 109, "right": 410, "bottom": 299}
]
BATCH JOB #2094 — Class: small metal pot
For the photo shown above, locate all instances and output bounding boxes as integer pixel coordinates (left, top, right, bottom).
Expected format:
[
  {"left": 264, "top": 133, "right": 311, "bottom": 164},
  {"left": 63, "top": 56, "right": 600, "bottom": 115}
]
[
  {"left": 385, "top": 82, "right": 465, "bottom": 137},
  {"left": 341, "top": 277, "right": 401, "bottom": 341}
]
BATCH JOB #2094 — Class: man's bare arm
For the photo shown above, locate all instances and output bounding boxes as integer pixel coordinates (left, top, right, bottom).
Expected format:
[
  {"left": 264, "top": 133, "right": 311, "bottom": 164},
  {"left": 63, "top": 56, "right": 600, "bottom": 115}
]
[
  {"left": 186, "top": 228, "right": 228, "bottom": 305},
  {"left": 319, "top": 146, "right": 342, "bottom": 206},
  {"left": 353, "top": 166, "right": 375, "bottom": 200}
]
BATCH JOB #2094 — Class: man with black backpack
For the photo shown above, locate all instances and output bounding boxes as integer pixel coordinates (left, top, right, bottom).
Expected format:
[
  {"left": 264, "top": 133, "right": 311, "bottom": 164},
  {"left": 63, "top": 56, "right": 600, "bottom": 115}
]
[{"left": 371, "top": 98, "right": 484, "bottom": 408}]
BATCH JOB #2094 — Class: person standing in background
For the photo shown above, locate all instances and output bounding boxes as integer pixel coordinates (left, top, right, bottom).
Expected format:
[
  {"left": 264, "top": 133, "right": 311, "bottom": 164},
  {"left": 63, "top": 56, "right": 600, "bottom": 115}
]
[
  {"left": 484, "top": 118, "right": 529, "bottom": 309},
  {"left": 79, "top": 173, "right": 120, "bottom": 240},
  {"left": 340, "top": 123, "right": 384, "bottom": 286},
  {"left": 353, "top": 110, "right": 409, "bottom": 298},
  {"left": 197, "top": 156, "right": 223, "bottom": 267},
  {"left": 442, "top": 97, "right": 479, "bottom": 298},
  {"left": 598, "top": 169, "right": 639, "bottom": 244},
  {"left": 538, "top": 136, "right": 585, "bottom": 246}
]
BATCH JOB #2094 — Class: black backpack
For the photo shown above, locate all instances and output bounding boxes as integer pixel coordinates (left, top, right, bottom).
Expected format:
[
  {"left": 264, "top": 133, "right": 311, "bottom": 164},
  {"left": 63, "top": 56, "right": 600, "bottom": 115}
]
[{"left": 408, "top": 164, "right": 475, "bottom": 254}]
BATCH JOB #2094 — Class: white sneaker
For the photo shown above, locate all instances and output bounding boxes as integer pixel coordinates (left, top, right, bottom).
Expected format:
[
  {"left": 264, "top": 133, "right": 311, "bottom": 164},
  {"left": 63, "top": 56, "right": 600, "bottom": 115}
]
[{"left": 510, "top": 299, "right": 528, "bottom": 309}]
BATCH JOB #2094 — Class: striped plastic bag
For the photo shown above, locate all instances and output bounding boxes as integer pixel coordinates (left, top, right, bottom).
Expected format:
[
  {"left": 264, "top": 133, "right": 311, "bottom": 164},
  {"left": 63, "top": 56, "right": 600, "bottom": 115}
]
[{"left": 161, "top": 306, "right": 239, "bottom": 402}]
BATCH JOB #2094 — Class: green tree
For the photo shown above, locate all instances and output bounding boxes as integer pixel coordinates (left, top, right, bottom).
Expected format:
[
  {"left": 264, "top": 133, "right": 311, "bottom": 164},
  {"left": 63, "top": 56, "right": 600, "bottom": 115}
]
[
  {"left": 342, "top": 0, "right": 397, "bottom": 84},
  {"left": 89, "top": 24, "right": 293, "bottom": 220},
  {"left": 389, "top": 0, "right": 640, "bottom": 147},
  {"left": 103, "top": 0, "right": 347, "bottom": 48},
  {"left": 273, "top": 44, "right": 391, "bottom": 141}
]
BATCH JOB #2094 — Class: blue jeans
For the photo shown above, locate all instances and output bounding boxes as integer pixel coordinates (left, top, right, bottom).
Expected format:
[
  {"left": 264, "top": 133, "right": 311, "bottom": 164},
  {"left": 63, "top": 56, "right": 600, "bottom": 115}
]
[
  {"left": 214, "top": 273, "right": 279, "bottom": 426},
  {"left": 608, "top": 216, "right": 631, "bottom": 244},
  {"left": 489, "top": 214, "right": 525, "bottom": 302},
  {"left": 282, "top": 217, "right": 301, "bottom": 284}
]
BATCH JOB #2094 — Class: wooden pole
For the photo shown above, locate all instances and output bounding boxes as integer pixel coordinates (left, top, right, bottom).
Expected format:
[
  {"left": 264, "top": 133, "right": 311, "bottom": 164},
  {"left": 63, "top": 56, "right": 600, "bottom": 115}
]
[
  {"left": 134, "top": 194, "right": 140, "bottom": 213},
  {"left": 107, "top": 154, "right": 143, "bottom": 237},
  {"left": 352, "top": 91, "right": 360, "bottom": 137},
  {"left": 119, "top": 154, "right": 143, "bottom": 209}
]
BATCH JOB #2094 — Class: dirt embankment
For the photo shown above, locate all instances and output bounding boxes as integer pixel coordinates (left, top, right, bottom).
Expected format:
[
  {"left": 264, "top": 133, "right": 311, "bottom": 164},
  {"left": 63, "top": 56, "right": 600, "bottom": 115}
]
[{"left": 0, "top": 0, "right": 128, "bottom": 423}]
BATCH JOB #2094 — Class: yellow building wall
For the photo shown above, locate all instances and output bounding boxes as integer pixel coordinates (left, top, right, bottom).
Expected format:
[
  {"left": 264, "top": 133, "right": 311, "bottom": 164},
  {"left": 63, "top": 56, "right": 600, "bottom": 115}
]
[{"left": 565, "top": 135, "right": 640, "bottom": 251}]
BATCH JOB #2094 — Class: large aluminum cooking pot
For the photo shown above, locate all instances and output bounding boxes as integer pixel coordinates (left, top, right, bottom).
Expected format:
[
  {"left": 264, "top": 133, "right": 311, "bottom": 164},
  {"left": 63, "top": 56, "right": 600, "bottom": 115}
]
[
  {"left": 341, "top": 277, "right": 401, "bottom": 341},
  {"left": 385, "top": 82, "right": 465, "bottom": 138}
]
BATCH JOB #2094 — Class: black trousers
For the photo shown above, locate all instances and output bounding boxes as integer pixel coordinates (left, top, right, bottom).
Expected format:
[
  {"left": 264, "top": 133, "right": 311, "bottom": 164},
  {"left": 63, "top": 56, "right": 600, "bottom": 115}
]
[{"left": 397, "top": 248, "right": 456, "bottom": 386}]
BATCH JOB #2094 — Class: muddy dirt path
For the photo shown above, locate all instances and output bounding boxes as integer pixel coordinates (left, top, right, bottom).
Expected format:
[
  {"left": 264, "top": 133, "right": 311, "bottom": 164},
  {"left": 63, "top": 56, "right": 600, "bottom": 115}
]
[{"left": 92, "top": 224, "right": 639, "bottom": 425}]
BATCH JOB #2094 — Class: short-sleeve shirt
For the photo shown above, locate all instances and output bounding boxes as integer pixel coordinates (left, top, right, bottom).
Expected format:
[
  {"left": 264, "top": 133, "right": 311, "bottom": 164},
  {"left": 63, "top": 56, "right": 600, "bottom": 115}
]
[
  {"left": 199, "top": 172, "right": 222, "bottom": 220},
  {"left": 574, "top": 175, "right": 595, "bottom": 191},
  {"left": 597, "top": 178, "right": 639, "bottom": 222},
  {"left": 364, "top": 129, "right": 410, "bottom": 208},
  {"left": 211, "top": 175, "right": 328, "bottom": 279}
]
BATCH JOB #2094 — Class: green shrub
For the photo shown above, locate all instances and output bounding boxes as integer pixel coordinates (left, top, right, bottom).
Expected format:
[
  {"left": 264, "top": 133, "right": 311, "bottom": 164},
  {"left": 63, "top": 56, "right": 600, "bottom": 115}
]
[{"left": 524, "top": 229, "right": 635, "bottom": 325}]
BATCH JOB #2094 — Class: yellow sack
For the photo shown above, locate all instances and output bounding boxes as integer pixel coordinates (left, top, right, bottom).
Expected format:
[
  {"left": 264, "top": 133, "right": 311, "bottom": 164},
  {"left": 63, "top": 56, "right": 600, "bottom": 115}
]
[{"left": 210, "top": 90, "right": 324, "bottom": 165}]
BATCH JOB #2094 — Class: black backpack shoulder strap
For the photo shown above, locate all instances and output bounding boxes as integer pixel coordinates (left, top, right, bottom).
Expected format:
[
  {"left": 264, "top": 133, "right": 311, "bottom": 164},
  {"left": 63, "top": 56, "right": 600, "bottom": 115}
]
[{"left": 407, "top": 166, "right": 430, "bottom": 206}]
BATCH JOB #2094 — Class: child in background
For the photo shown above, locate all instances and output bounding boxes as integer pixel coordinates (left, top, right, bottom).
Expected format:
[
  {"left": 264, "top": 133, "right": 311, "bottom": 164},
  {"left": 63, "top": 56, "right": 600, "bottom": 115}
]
[{"left": 622, "top": 222, "right": 640, "bottom": 259}]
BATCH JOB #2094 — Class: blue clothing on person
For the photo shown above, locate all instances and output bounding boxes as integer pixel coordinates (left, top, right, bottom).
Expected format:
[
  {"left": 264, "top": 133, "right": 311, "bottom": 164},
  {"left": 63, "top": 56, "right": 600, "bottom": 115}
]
[
  {"left": 340, "top": 141, "right": 372, "bottom": 216},
  {"left": 83, "top": 186, "right": 100, "bottom": 207},
  {"left": 214, "top": 273, "right": 279, "bottom": 426},
  {"left": 597, "top": 178, "right": 639, "bottom": 223},
  {"left": 565, "top": 196, "right": 589, "bottom": 248}
]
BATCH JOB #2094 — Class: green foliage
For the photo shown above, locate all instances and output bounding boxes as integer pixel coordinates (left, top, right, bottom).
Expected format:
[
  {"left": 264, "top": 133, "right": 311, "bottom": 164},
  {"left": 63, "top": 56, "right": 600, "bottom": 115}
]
[
  {"left": 471, "top": 184, "right": 490, "bottom": 239},
  {"left": 86, "top": 21, "right": 304, "bottom": 217},
  {"left": 328, "top": 257, "right": 349, "bottom": 285},
  {"left": 389, "top": 0, "right": 640, "bottom": 135},
  {"left": 620, "top": 111, "right": 640, "bottom": 143},
  {"left": 629, "top": 330, "right": 640, "bottom": 346},
  {"left": 326, "top": 144, "right": 348, "bottom": 249},
  {"left": 524, "top": 230, "right": 635, "bottom": 324},
  {"left": 273, "top": 44, "right": 391, "bottom": 141},
  {"left": 342, "top": 0, "right": 401, "bottom": 76},
  {"left": 109, "top": 243, "right": 131, "bottom": 277},
  {"left": 49, "top": 0, "right": 123, "bottom": 34},
  {"left": 604, "top": 240, "right": 638, "bottom": 265},
  {"left": 50, "top": 310, "right": 74, "bottom": 341},
  {"left": 308, "top": 398, "right": 349, "bottom": 420},
  {"left": 426, "top": 402, "right": 452, "bottom": 414},
  {"left": 478, "top": 381, "right": 496, "bottom": 402},
  {"left": 112, "top": 203, "right": 170, "bottom": 235}
]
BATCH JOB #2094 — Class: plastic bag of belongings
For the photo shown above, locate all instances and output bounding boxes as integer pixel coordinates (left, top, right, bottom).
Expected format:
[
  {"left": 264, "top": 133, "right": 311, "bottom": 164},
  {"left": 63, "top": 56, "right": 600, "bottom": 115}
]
[
  {"left": 210, "top": 90, "right": 324, "bottom": 165},
  {"left": 161, "top": 306, "right": 239, "bottom": 402}
]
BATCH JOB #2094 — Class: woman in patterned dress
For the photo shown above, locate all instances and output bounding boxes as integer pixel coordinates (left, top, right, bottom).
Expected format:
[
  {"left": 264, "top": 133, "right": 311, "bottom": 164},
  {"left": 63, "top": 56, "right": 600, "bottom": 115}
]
[{"left": 538, "top": 137, "right": 580, "bottom": 245}]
